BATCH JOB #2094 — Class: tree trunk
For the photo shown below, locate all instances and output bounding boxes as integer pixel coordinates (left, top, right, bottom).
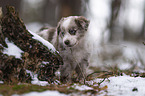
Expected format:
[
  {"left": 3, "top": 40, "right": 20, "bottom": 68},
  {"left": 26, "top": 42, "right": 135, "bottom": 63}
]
[
  {"left": 59, "top": 0, "right": 82, "bottom": 18},
  {"left": 109, "top": 0, "right": 122, "bottom": 42},
  {"left": 0, "top": 6, "right": 63, "bottom": 83},
  {"left": 140, "top": 5, "right": 145, "bottom": 40}
]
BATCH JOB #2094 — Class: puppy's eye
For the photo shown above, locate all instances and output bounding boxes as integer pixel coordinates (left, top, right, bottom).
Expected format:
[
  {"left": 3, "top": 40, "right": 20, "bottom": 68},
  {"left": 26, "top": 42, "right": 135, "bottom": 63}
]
[
  {"left": 61, "top": 32, "right": 65, "bottom": 36},
  {"left": 69, "top": 30, "right": 76, "bottom": 35}
]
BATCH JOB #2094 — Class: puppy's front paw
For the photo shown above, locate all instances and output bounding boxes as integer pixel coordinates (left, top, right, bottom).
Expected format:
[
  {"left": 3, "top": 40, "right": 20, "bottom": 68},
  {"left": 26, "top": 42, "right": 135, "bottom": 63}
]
[{"left": 60, "top": 76, "right": 72, "bottom": 83}]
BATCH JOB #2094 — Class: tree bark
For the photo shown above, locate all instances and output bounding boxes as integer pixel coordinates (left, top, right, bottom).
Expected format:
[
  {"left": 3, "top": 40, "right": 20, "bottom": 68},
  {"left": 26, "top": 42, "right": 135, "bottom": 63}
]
[{"left": 0, "top": 6, "right": 63, "bottom": 83}]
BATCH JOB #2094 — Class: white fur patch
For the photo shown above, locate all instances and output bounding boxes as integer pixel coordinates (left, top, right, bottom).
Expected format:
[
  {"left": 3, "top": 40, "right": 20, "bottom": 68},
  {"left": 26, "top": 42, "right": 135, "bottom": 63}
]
[
  {"left": 62, "top": 17, "right": 72, "bottom": 29},
  {"left": 38, "top": 29, "right": 49, "bottom": 40}
]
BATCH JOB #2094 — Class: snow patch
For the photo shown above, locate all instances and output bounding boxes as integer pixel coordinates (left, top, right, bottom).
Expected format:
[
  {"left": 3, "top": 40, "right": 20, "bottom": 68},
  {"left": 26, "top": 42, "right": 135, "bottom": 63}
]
[
  {"left": 28, "top": 30, "right": 56, "bottom": 52},
  {"left": 26, "top": 70, "right": 49, "bottom": 86},
  {"left": 97, "top": 75, "right": 145, "bottom": 96},
  {"left": 118, "top": 62, "right": 132, "bottom": 70},
  {"left": 71, "top": 84, "right": 93, "bottom": 91},
  {"left": 42, "top": 61, "right": 49, "bottom": 65},
  {"left": 86, "top": 75, "right": 145, "bottom": 96},
  {"left": 0, "top": 81, "right": 4, "bottom": 84},
  {"left": 26, "top": 22, "right": 43, "bottom": 33},
  {"left": 21, "top": 90, "right": 67, "bottom": 96},
  {"left": 31, "top": 74, "right": 49, "bottom": 86},
  {"left": 3, "top": 38, "right": 24, "bottom": 58}
]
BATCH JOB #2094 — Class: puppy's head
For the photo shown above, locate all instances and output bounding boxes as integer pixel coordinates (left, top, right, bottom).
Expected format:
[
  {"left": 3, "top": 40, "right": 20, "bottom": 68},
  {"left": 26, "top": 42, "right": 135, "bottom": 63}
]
[{"left": 57, "top": 16, "right": 90, "bottom": 47}]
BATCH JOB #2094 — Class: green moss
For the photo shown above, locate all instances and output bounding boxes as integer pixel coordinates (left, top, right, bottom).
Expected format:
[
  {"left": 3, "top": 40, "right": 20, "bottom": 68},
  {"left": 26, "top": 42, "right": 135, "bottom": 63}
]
[
  {"left": 12, "top": 85, "right": 26, "bottom": 90},
  {"left": 0, "top": 84, "right": 48, "bottom": 96}
]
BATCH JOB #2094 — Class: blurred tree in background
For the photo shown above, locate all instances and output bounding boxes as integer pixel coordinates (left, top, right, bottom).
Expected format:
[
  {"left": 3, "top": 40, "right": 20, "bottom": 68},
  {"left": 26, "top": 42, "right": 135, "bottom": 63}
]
[
  {"left": 109, "top": 0, "right": 122, "bottom": 42},
  {"left": 20, "top": 0, "right": 83, "bottom": 26},
  {"left": 0, "top": 0, "right": 21, "bottom": 14},
  {"left": 0, "top": 0, "right": 144, "bottom": 42}
]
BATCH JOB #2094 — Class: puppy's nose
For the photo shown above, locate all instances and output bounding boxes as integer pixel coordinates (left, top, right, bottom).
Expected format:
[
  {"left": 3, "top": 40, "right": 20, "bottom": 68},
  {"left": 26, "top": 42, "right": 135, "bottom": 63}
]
[{"left": 64, "top": 40, "right": 70, "bottom": 45}]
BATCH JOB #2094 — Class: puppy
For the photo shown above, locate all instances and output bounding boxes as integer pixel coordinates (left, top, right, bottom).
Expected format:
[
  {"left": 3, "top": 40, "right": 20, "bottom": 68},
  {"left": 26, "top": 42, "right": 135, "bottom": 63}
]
[{"left": 38, "top": 16, "right": 90, "bottom": 82}]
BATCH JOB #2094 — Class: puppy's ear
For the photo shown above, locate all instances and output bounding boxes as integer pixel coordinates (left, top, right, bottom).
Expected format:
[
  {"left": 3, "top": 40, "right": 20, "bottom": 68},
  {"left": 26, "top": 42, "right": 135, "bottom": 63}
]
[
  {"left": 57, "top": 17, "right": 64, "bottom": 35},
  {"left": 75, "top": 16, "right": 90, "bottom": 31}
]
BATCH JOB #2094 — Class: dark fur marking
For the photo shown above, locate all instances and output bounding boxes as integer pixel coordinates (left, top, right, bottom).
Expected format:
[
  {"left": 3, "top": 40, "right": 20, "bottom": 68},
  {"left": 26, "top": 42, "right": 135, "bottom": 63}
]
[
  {"left": 57, "top": 26, "right": 61, "bottom": 35},
  {"left": 48, "top": 28, "right": 55, "bottom": 42},
  {"left": 75, "top": 16, "right": 90, "bottom": 31}
]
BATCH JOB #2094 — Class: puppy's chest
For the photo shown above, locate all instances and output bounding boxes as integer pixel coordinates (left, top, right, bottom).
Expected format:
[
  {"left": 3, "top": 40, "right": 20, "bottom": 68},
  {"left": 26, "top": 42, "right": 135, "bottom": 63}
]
[{"left": 60, "top": 48, "right": 87, "bottom": 63}]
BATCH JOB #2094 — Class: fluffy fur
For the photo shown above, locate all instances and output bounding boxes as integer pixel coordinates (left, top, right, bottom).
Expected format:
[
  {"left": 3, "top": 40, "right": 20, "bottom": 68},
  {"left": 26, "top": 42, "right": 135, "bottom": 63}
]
[{"left": 38, "top": 16, "right": 90, "bottom": 82}]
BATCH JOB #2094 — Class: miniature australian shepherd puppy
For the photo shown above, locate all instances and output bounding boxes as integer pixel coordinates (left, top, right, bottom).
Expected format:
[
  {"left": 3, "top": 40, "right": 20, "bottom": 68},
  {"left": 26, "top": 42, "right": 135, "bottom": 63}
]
[{"left": 38, "top": 16, "right": 90, "bottom": 82}]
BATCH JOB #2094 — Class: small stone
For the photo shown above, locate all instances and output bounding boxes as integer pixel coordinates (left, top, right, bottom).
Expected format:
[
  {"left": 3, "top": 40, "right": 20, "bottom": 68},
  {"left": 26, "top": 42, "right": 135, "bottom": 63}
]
[{"left": 132, "top": 87, "right": 138, "bottom": 92}]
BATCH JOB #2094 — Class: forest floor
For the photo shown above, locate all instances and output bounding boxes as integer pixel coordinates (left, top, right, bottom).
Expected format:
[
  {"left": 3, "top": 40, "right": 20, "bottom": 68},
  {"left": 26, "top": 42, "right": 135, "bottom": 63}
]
[
  {"left": 1, "top": 69, "right": 145, "bottom": 96},
  {"left": 1, "top": 26, "right": 144, "bottom": 96}
]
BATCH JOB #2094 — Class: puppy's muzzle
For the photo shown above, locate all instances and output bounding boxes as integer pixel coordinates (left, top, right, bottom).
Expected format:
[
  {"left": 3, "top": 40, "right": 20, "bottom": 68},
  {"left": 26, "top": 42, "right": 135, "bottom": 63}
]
[
  {"left": 64, "top": 40, "right": 70, "bottom": 46},
  {"left": 64, "top": 40, "right": 76, "bottom": 47}
]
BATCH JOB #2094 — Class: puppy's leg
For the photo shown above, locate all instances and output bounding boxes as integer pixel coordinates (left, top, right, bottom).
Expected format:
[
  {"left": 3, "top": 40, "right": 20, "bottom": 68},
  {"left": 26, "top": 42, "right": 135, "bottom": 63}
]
[
  {"left": 75, "top": 58, "right": 89, "bottom": 80},
  {"left": 60, "top": 58, "right": 78, "bottom": 83},
  {"left": 60, "top": 62, "right": 73, "bottom": 83}
]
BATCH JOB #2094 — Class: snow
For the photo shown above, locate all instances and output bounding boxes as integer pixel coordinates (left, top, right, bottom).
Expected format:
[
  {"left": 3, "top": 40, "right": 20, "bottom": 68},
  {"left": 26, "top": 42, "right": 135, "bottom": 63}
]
[
  {"left": 13, "top": 75, "right": 145, "bottom": 96},
  {"left": 16, "top": 90, "right": 67, "bottom": 96},
  {"left": 26, "top": 22, "right": 43, "bottom": 33},
  {"left": 19, "top": 70, "right": 145, "bottom": 95},
  {"left": 98, "top": 75, "right": 145, "bottom": 96},
  {"left": 26, "top": 70, "right": 60, "bottom": 86},
  {"left": 0, "top": 81, "right": 4, "bottom": 84},
  {"left": 42, "top": 61, "right": 49, "bottom": 65},
  {"left": 118, "top": 62, "right": 132, "bottom": 70},
  {"left": 28, "top": 30, "right": 56, "bottom": 52},
  {"left": 26, "top": 70, "right": 49, "bottom": 86},
  {"left": 3, "top": 38, "right": 24, "bottom": 58},
  {"left": 82, "top": 75, "right": 145, "bottom": 96},
  {"left": 31, "top": 74, "right": 49, "bottom": 86},
  {"left": 71, "top": 84, "right": 93, "bottom": 91}
]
